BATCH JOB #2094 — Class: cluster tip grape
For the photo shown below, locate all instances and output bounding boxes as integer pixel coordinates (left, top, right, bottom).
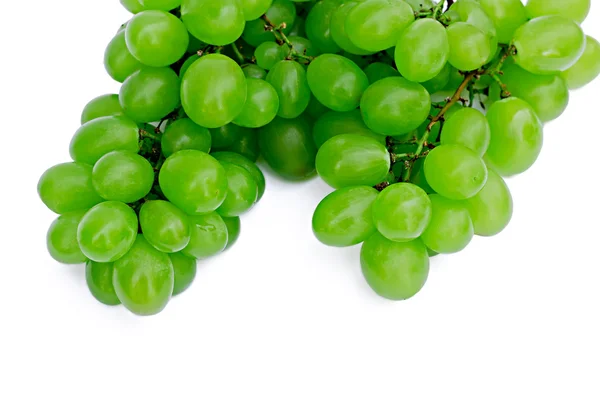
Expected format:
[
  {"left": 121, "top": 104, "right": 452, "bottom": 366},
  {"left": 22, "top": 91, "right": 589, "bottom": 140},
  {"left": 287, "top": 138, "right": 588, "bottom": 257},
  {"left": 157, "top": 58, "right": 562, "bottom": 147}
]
[{"left": 38, "top": 0, "right": 600, "bottom": 315}]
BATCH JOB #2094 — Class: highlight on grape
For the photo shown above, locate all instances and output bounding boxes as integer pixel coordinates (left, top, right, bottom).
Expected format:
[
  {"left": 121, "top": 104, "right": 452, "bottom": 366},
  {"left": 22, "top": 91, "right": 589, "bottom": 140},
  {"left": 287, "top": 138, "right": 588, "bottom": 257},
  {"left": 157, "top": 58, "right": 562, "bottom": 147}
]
[{"left": 38, "top": 0, "right": 599, "bottom": 315}]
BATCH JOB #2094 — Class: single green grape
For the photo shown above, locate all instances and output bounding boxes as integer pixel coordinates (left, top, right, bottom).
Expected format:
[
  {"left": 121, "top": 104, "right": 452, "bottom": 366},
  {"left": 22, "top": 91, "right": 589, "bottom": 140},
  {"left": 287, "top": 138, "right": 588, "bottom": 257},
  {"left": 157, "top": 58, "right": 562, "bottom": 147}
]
[
  {"left": 242, "top": 64, "right": 268, "bottom": 79},
  {"left": 139, "top": 200, "right": 191, "bottom": 253},
  {"left": 125, "top": 10, "right": 188, "bottom": 67},
  {"left": 169, "top": 252, "right": 197, "bottom": 296},
  {"left": 181, "top": 0, "right": 245, "bottom": 46},
  {"left": 218, "top": 126, "right": 260, "bottom": 162},
  {"left": 212, "top": 152, "right": 266, "bottom": 201},
  {"left": 182, "top": 212, "right": 229, "bottom": 259},
  {"left": 395, "top": 19, "right": 449, "bottom": 83},
  {"left": 92, "top": 151, "right": 154, "bottom": 203},
  {"left": 561, "top": 35, "right": 600, "bottom": 90},
  {"left": 255, "top": 42, "right": 287, "bottom": 70},
  {"left": 242, "top": 0, "right": 296, "bottom": 47},
  {"left": 121, "top": 0, "right": 144, "bottom": 13},
  {"left": 360, "top": 233, "right": 429, "bottom": 301},
  {"left": 304, "top": 95, "right": 329, "bottom": 120},
  {"left": 162, "top": 118, "right": 211, "bottom": 157},
  {"left": 47, "top": 210, "right": 88, "bottom": 264},
  {"left": 223, "top": 216, "right": 241, "bottom": 249},
  {"left": 440, "top": 108, "right": 490, "bottom": 157},
  {"left": 360, "top": 77, "right": 431, "bottom": 136},
  {"left": 342, "top": 51, "right": 370, "bottom": 69},
  {"left": 77, "top": 202, "right": 138, "bottom": 263},
  {"left": 259, "top": 116, "right": 316, "bottom": 180},
  {"left": 307, "top": 54, "right": 369, "bottom": 112},
  {"left": 345, "top": 0, "right": 414, "bottom": 53},
  {"left": 446, "top": 22, "right": 492, "bottom": 71},
  {"left": 305, "top": 0, "right": 342, "bottom": 54},
  {"left": 525, "top": 0, "right": 590, "bottom": 24},
  {"left": 464, "top": 168, "right": 513, "bottom": 237},
  {"left": 485, "top": 97, "right": 544, "bottom": 176},
  {"left": 38, "top": 163, "right": 103, "bottom": 214},
  {"left": 217, "top": 163, "right": 258, "bottom": 217},
  {"left": 312, "top": 109, "right": 385, "bottom": 148},
  {"left": 140, "top": 0, "right": 181, "bottom": 11},
  {"left": 159, "top": 150, "right": 228, "bottom": 215},
  {"left": 104, "top": 31, "right": 144, "bottom": 83},
  {"left": 312, "top": 186, "right": 378, "bottom": 247},
  {"left": 210, "top": 123, "right": 244, "bottom": 150},
  {"left": 316, "top": 134, "right": 390, "bottom": 189},
  {"left": 179, "top": 54, "right": 199, "bottom": 77},
  {"left": 513, "top": 16, "right": 585, "bottom": 74},
  {"left": 420, "top": 194, "right": 474, "bottom": 254},
  {"left": 288, "top": 15, "right": 306, "bottom": 37},
  {"left": 363, "top": 62, "right": 400, "bottom": 85},
  {"left": 330, "top": 2, "right": 374, "bottom": 56},
  {"left": 266, "top": 60, "right": 311, "bottom": 119},
  {"left": 409, "top": 158, "right": 435, "bottom": 195},
  {"left": 289, "top": 36, "right": 321, "bottom": 58},
  {"left": 81, "top": 94, "right": 123, "bottom": 124},
  {"left": 181, "top": 54, "right": 248, "bottom": 128},
  {"left": 240, "top": 0, "right": 273, "bottom": 21},
  {"left": 119, "top": 67, "right": 180, "bottom": 123},
  {"left": 372, "top": 183, "right": 432, "bottom": 243},
  {"left": 425, "top": 144, "right": 488, "bottom": 200},
  {"left": 478, "top": 0, "right": 527, "bottom": 44},
  {"left": 421, "top": 63, "right": 451, "bottom": 94},
  {"left": 113, "top": 234, "right": 174, "bottom": 316},
  {"left": 86, "top": 261, "right": 121, "bottom": 306},
  {"left": 446, "top": 0, "right": 498, "bottom": 63},
  {"left": 233, "top": 78, "right": 280, "bottom": 128}
]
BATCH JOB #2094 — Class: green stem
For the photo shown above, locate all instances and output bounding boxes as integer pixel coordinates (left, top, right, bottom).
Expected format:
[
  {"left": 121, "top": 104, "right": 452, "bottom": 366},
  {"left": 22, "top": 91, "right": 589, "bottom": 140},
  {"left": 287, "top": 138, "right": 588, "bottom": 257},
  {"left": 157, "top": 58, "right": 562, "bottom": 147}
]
[
  {"left": 261, "top": 14, "right": 314, "bottom": 64},
  {"left": 230, "top": 43, "right": 245, "bottom": 64},
  {"left": 139, "top": 128, "right": 161, "bottom": 141}
]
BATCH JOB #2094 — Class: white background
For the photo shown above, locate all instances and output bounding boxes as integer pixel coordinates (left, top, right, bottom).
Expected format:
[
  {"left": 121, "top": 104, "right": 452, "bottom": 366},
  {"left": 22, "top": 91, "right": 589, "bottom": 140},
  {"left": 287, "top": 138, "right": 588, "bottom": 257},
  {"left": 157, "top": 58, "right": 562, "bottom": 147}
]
[{"left": 1, "top": 1, "right": 599, "bottom": 396}]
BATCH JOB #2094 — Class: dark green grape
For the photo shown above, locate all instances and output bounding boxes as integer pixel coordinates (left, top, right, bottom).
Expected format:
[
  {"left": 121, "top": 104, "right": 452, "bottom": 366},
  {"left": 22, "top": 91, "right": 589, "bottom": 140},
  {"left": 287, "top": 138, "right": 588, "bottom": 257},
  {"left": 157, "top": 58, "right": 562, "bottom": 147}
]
[
  {"left": 304, "top": 94, "right": 329, "bottom": 120},
  {"left": 304, "top": 0, "right": 342, "bottom": 54},
  {"left": 113, "top": 234, "right": 174, "bottom": 316},
  {"left": 255, "top": 42, "right": 287, "bottom": 70},
  {"left": 363, "top": 62, "right": 400, "bottom": 85},
  {"left": 288, "top": 15, "right": 306, "bottom": 37},
  {"left": 222, "top": 127, "right": 260, "bottom": 161},
  {"left": 162, "top": 118, "right": 212, "bottom": 157},
  {"left": 38, "top": 163, "right": 103, "bottom": 214},
  {"left": 312, "top": 109, "right": 385, "bottom": 148},
  {"left": 104, "top": 31, "right": 143, "bottom": 83},
  {"left": 259, "top": 116, "right": 316, "bottom": 180},
  {"left": 139, "top": 200, "right": 191, "bottom": 253},
  {"left": 170, "top": 252, "right": 197, "bottom": 296},
  {"left": 312, "top": 186, "right": 378, "bottom": 247},
  {"left": 233, "top": 78, "right": 280, "bottom": 128},
  {"left": 242, "top": 0, "right": 296, "bottom": 47},
  {"left": 212, "top": 151, "right": 266, "bottom": 201},
  {"left": 47, "top": 210, "right": 88, "bottom": 264},
  {"left": 92, "top": 151, "right": 154, "bottom": 203},
  {"left": 266, "top": 60, "right": 311, "bottom": 119},
  {"left": 210, "top": 123, "right": 244, "bottom": 150},
  {"left": 86, "top": 261, "right": 121, "bottom": 306},
  {"left": 223, "top": 216, "right": 241, "bottom": 249},
  {"left": 217, "top": 163, "right": 258, "bottom": 217},
  {"left": 181, "top": 0, "right": 245, "bottom": 46},
  {"left": 420, "top": 194, "right": 474, "bottom": 254},
  {"left": 421, "top": 63, "right": 451, "bottom": 94},
  {"left": 182, "top": 212, "right": 229, "bottom": 259},
  {"left": 242, "top": 64, "right": 268, "bottom": 79},
  {"left": 288, "top": 36, "right": 320, "bottom": 58},
  {"left": 330, "top": 1, "right": 374, "bottom": 56},
  {"left": 81, "top": 94, "right": 123, "bottom": 124}
]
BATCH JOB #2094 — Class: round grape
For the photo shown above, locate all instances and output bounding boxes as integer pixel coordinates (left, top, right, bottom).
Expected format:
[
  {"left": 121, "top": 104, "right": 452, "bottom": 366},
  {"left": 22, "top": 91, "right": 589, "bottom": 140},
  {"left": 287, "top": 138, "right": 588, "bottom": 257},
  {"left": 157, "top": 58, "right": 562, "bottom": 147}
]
[
  {"left": 170, "top": 252, "right": 197, "bottom": 296},
  {"left": 81, "top": 94, "right": 123, "bottom": 125},
  {"left": 266, "top": 60, "right": 311, "bottom": 119},
  {"left": 162, "top": 118, "right": 211, "bottom": 157},
  {"left": 233, "top": 78, "right": 280, "bottom": 128},
  {"left": 47, "top": 210, "right": 88, "bottom": 264},
  {"left": 38, "top": 163, "right": 103, "bottom": 214},
  {"left": 305, "top": 0, "right": 342, "bottom": 54},
  {"left": 217, "top": 163, "right": 258, "bottom": 217},
  {"left": 440, "top": 108, "right": 491, "bottom": 157},
  {"left": 104, "top": 31, "right": 143, "bottom": 83},
  {"left": 561, "top": 35, "right": 600, "bottom": 90},
  {"left": 181, "top": 0, "right": 245, "bottom": 46},
  {"left": 86, "top": 261, "right": 121, "bottom": 306},
  {"left": 525, "top": 0, "right": 590, "bottom": 24},
  {"left": 92, "top": 151, "right": 154, "bottom": 203},
  {"left": 182, "top": 212, "right": 229, "bottom": 259},
  {"left": 212, "top": 152, "right": 266, "bottom": 201},
  {"left": 139, "top": 200, "right": 191, "bottom": 253},
  {"left": 223, "top": 216, "right": 241, "bottom": 250},
  {"left": 313, "top": 109, "right": 385, "bottom": 148},
  {"left": 421, "top": 195, "right": 474, "bottom": 254}
]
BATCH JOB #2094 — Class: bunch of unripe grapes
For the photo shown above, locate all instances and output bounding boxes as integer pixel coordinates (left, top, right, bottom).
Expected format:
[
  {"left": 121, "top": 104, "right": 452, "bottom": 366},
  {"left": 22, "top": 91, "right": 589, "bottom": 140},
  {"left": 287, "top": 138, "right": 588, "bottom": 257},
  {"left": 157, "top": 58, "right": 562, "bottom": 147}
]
[{"left": 37, "top": 0, "right": 599, "bottom": 315}]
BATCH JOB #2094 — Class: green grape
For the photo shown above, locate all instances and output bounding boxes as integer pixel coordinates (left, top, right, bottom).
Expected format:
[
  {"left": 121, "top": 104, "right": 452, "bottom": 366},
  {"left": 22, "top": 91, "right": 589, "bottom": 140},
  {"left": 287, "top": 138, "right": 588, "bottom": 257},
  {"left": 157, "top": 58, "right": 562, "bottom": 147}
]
[
  {"left": 446, "top": 0, "right": 498, "bottom": 62},
  {"left": 446, "top": 22, "right": 492, "bottom": 71},
  {"left": 38, "top": 163, "right": 103, "bottom": 214},
  {"left": 169, "top": 252, "right": 197, "bottom": 296},
  {"left": 242, "top": 64, "right": 268, "bottom": 79},
  {"left": 440, "top": 108, "right": 490, "bottom": 157},
  {"left": 86, "top": 261, "right": 121, "bottom": 306},
  {"left": 464, "top": 168, "right": 513, "bottom": 237},
  {"left": 312, "top": 186, "right": 378, "bottom": 247},
  {"left": 113, "top": 234, "right": 174, "bottom": 316},
  {"left": 478, "top": 0, "right": 527, "bottom": 44},
  {"left": 489, "top": 62, "right": 569, "bottom": 123},
  {"left": 421, "top": 63, "right": 451, "bottom": 94},
  {"left": 104, "top": 31, "right": 144, "bottom": 83},
  {"left": 179, "top": 54, "right": 198, "bottom": 77},
  {"left": 513, "top": 16, "right": 585, "bottom": 74},
  {"left": 346, "top": 0, "right": 414, "bottom": 53},
  {"left": 342, "top": 51, "right": 370, "bottom": 69},
  {"left": 125, "top": 11, "right": 188, "bottom": 67},
  {"left": 212, "top": 152, "right": 266, "bottom": 200},
  {"left": 289, "top": 36, "right": 320, "bottom": 58},
  {"left": 139, "top": 200, "right": 191, "bottom": 253},
  {"left": 305, "top": 0, "right": 342, "bottom": 54},
  {"left": 444, "top": 65, "right": 464, "bottom": 92},
  {"left": 266, "top": 60, "right": 311, "bottom": 119},
  {"left": 304, "top": 94, "right": 329, "bottom": 120},
  {"left": 121, "top": 0, "right": 144, "bottom": 13},
  {"left": 424, "top": 144, "right": 488, "bottom": 200},
  {"left": 140, "top": 0, "right": 181, "bottom": 10},
  {"left": 255, "top": 42, "right": 287, "bottom": 70},
  {"left": 485, "top": 97, "right": 544, "bottom": 176},
  {"left": 316, "top": 134, "right": 390, "bottom": 189},
  {"left": 420, "top": 194, "right": 474, "bottom": 254},
  {"left": 162, "top": 118, "right": 211, "bottom": 157},
  {"left": 77, "top": 202, "right": 138, "bottom": 263},
  {"left": 182, "top": 54, "right": 248, "bottom": 128},
  {"left": 312, "top": 109, "right": 385, "bottom": 148},
  {"left": 217, "top": 163, "right": 258, "bottom": 217},
  {"left": 242, "top": 0, "right": 296, "bottom": 47},
  {"left": 240, "top": 0, "right": 273, "bottom": 21},
  {"left": 81, "top": 94, "right": 123, "bottom": 124},
  {"left": 181, "top": 0, "right": 245, "bottom": 46},
  {"left": 119, "top": 67, "right": 180, "bottom": 123},
  {"left": 372, "top": 183, "right": 432, "bottom": 242},
  {"left": 259, "top": 116, "right": 316, "bottom": 180},
  {"left": 92, "top": 151, "right": 154, "bottom": 203},
  {"left": 159, "top": 150, "right": 228, "bottom": 214},
  {"left": 360, "top": 77, "right": 431, "bottom": 136},
  {"left": 210, "top": 123, "right": 244, "bottom": 150},
  {"left": 182, "top": 212, "right": 229, "bottom": 259},
  {"left": 525, "top": 0, "right": 590, "bottom": 24},
  {"left": 307, "top": 54, "right": 369, "bottom": 112},
  {"left": 561, "top": 36, "right": 600, "bottom": 89},
  {"left": 363, "top": 62, "right": 400, "bottom": 85},
  {"left": 395, "top": 19, "right": 449, "bottom": 83},
  {"left": 47, "top": 210, "right": 88, "bottom": 264},
  {"left": 221, "top": 126, "right": 260, "bottom": 161},
  {"left": 330, "top": 1, "right": 375, "bottom": 55},
  {"left": 233, "top": 78, "right": 280, "bottom": 128},
  {"left": 360, "top": 233, "right": 429, "bottom": 301},
  {"left": 223, "top": 216, "right": 241, "bottom": 249},
  {"left": 409, "top": 157, "right": 435, "bottom": 195},
  {"left": 404, "top": 0, "right": 433, "bottom": 12},
  {"left": 288, "top": 15, "right": 306, "bottom": 37}
]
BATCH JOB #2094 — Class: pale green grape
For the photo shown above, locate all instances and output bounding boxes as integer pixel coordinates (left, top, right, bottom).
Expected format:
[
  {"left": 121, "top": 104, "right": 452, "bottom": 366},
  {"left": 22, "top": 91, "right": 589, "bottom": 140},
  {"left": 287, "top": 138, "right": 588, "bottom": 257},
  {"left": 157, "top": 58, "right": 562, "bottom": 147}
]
[
  {"left": 92, "top": 151, "right": 154, "bottom": 203},
  {"left": 312, "top": 109, "right": 385, "bottom": 148},
  {"left": 478, "top": 0, "right": 527, "bottom": 44},
  {"left": 182, "top": 212, "right": 229, "bottom": 259},
  {"left": 420, "top": 195, "right": 474, "bottom": 254},
  {"left": 330, "top": 2, "right": 374, "bottom": 56},
  {"left": 440, "top": 108, "right": 490, "bottom": 157},
  {"left": 526, "top": 0, "right": 590, "bottom": 24},
  {"left": 561, "top": 36, "right": 600, "bottom": 89},
  {"left": 446, "top": 22, "right": 492, "bottom": 71},
  {"left": 181, "top": 0, "right": 245, "bottom": 46},
  {"left": 266, "top": 60, "right": 311, "bottom": 119}
]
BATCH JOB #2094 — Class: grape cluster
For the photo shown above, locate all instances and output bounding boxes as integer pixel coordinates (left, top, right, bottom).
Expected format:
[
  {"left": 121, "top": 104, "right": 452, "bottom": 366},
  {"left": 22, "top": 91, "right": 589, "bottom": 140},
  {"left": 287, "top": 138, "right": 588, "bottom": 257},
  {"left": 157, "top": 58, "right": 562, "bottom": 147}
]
[{"left": 38, "top": 0, "right": 600, "bottom": 314}]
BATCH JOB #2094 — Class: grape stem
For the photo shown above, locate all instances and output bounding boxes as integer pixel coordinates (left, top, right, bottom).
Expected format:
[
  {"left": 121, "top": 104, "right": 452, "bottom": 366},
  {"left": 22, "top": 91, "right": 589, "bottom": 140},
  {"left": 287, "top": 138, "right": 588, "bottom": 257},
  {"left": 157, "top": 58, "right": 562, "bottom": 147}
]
[
  {"left": 139, "top": 128, "right": 161, "bottom": 141},
  {"left": 485, "top": 45, "right": 517, "bottom": 98},
  {"left": 230, "top": 43, "right": 246, "bottom": 64},
  {"left": 261, "top": 14, "right": 314, "bottom": 64}
]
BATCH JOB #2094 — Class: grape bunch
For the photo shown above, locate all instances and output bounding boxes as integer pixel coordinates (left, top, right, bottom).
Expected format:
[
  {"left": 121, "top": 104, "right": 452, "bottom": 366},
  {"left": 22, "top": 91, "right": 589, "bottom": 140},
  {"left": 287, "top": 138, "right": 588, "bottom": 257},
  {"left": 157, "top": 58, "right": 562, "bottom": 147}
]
[{"left": 38, "top": 0, "right": 599, "bottom": 314}]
